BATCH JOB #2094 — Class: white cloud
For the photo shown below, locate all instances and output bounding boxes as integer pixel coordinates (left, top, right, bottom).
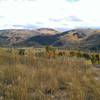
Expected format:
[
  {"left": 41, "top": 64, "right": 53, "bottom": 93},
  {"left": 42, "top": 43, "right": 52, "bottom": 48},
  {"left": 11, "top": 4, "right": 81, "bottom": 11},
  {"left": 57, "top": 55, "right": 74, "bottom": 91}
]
[{"left": 0, "top": 0, "right": 100, "bottom": 30}]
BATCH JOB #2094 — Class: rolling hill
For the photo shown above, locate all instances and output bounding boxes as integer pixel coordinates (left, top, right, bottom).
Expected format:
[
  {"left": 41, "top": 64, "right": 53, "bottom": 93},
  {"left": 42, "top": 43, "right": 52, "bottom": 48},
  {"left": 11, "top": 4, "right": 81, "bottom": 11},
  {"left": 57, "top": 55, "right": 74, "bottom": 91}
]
[
  {"left": 53, "top": 28, "right": 100, "bottom": 50},
  {"left": 0, "top": 28, "right": 100, "bottom": 51},
  {"left": 0, "top": 28, "right": 59, "bottom": 47}
]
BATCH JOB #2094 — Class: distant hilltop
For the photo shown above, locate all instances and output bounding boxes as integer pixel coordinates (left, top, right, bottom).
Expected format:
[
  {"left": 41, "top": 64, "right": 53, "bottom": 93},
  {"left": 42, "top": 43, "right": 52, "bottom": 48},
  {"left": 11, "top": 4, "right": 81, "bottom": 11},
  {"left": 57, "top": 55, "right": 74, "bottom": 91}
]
[{"left": 0, "top": 28, "right": 100, "bottom": 51}]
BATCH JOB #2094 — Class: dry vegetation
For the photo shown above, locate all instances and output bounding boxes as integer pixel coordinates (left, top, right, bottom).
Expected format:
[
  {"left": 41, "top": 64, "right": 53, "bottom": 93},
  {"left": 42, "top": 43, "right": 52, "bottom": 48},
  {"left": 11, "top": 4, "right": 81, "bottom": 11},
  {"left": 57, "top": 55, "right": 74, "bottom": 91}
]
[{"left": 0, "top": 47, "right": 100, "bottom": 100}]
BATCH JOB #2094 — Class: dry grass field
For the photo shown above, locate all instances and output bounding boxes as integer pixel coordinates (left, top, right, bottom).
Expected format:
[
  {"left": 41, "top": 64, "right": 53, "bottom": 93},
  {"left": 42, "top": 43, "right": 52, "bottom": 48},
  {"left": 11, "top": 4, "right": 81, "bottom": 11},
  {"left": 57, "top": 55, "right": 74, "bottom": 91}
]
[{"left": 0, "top": 47, "right": 100, "bottom": 100}]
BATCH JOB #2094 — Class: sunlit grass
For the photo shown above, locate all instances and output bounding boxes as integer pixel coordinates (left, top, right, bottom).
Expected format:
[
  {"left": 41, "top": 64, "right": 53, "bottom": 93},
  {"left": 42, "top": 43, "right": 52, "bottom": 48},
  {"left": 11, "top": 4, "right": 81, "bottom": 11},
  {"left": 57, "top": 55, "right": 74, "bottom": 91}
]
[{"left": 0, "top": 48, "right": 100, "bottom": 100}]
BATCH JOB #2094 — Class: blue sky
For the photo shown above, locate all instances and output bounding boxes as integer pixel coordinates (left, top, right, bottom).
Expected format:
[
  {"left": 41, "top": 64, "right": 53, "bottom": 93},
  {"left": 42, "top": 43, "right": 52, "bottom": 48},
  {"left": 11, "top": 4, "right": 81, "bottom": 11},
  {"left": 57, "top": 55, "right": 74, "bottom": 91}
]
[{"left": 0, "top": 0, "right": 100, "bottom": 30}]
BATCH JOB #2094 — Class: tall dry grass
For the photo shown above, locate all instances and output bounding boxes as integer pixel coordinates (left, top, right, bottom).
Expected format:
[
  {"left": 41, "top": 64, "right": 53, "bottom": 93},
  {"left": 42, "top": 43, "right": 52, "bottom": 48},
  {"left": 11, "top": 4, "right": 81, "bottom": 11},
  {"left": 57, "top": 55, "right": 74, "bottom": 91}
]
[{"left": 0, "top": 48, "right": 100, "bottom": 100}]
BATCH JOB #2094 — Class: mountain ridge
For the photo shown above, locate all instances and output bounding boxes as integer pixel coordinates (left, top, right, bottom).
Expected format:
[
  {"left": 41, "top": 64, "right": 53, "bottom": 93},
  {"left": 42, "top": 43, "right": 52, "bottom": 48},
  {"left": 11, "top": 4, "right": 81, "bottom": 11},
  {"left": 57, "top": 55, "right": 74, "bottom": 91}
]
[{"left": 0, "top": 28, "right": 100, "bottom": 51}]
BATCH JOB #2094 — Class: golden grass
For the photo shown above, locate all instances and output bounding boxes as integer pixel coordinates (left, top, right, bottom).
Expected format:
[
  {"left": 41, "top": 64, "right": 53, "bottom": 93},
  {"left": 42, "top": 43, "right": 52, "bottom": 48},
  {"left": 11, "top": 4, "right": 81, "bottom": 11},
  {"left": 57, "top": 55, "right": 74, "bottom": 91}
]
[{"left": 0, "top": 48, "right": 100, "bottom": 100}]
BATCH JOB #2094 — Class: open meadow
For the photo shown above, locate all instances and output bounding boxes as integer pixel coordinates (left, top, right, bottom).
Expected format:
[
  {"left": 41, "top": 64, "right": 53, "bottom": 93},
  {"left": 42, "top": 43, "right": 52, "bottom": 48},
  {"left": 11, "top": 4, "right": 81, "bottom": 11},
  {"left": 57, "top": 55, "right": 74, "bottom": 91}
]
[{"left": 0, "top": 47, "right": 100, "bottom": 100}]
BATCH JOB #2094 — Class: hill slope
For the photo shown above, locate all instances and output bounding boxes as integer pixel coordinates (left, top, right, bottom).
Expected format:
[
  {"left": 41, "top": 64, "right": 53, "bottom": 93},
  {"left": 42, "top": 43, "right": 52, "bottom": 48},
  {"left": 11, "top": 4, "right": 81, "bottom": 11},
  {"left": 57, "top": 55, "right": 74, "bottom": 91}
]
[
  {"left": 53, "top": 29, "right": 100, "bottom": 50},
  {"left": 0, "top": 28, "right": 59, "bottom": 47},
  {"left": 0, "top": 28, "right": 100, "bottom": 51}
]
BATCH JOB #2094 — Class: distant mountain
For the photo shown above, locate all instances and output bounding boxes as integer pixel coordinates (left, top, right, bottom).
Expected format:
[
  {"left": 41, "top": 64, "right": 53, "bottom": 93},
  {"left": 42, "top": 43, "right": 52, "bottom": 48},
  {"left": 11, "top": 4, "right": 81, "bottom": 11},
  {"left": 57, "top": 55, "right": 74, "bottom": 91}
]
[
  {"left": 15, "top": 28, "right": 60, "bottom": 47},
  {"left": 53, "top": 28, "right": 100, "bottom": 50},
  {"left": 35, "top": 28, "right": 59, "bottom": 35},
  {"left": 0, "top": 28, "right": 59, "bottom": 47},
  {"left": 0, "top": 28, "right": 100, "bottom": 51}
]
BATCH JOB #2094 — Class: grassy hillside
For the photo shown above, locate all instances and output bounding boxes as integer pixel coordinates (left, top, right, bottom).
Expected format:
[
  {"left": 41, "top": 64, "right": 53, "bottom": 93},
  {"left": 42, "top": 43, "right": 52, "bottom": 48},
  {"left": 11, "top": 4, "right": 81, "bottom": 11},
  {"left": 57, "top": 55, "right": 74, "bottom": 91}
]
[{"left": 0, "top": 47, "right": 100, "bottom": 100}]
